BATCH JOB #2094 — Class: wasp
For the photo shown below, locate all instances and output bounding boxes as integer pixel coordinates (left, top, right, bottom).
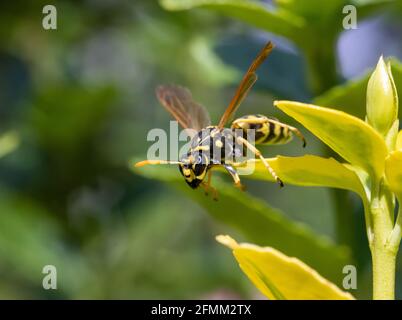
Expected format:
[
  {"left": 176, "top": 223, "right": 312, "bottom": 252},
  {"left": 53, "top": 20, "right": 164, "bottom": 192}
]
[{"left": 135, "top": 42, "right": 305, "bottom": 199}]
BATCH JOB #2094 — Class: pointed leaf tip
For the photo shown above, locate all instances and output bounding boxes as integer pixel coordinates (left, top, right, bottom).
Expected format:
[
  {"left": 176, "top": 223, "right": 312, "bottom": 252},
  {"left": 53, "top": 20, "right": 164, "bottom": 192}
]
[
  {"left": 216, "top": 235, "right": 238, "bottom": 249},
  {"left": 274, "top": 100, "right": 387, "bottom": 181},
  {"left": 219, "top": 235, "right": 355, "bottom": 300}
]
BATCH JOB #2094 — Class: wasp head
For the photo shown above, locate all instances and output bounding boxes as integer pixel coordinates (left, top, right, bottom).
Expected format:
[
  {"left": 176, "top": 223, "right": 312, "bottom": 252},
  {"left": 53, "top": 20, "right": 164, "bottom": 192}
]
[{"left": 178, "top": 152, "right": 209, "bottom": 189}]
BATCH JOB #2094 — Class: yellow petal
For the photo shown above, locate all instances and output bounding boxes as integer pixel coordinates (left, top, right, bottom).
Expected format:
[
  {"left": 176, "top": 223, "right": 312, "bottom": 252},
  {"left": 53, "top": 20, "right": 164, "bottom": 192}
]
[
  {"left": 217, "top": 235, "right": 355, "bottom": 300},
  {"left": 397, "top": 130, "right": 402, "bottom": 150},
  {"left": 275, "top": 101, "right": 387, "bottom": 181},
  {"left": 385, "top": 150, "right": 402, "bottom": 198}
]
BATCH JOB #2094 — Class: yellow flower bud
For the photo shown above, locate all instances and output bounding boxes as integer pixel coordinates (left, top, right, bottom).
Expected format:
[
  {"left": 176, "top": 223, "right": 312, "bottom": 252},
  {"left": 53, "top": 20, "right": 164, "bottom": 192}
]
[{"left": 366, "top": 57, "right": 398, "bottom": 136}]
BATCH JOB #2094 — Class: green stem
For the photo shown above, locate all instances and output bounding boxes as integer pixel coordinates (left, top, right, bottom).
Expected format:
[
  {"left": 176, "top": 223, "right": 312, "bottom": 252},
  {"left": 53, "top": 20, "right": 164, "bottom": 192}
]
[
  {"left": 371, "top": 243, "right": 396, "bottom": 299},
  {"left": 302, "top": 35, "right": 400, "bottom": 300},
  {"left": 370, "top": 190, "right": 397, "bottom": 300},
  {"left": 303, "top": 40, "right": 339, "bottom": 95}
]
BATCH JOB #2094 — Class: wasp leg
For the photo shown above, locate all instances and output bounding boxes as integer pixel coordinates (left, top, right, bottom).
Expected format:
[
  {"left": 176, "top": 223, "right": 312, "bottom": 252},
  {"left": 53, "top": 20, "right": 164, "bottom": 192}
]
[
  {"left": 236, "top": 136, "right": 284, "bottom": 187},
  {"left": 231, "top": 117, "right": 271, "bottom": 126},
  {"left": 223, "top": 164, "right": 246, "bottom": 191},
  {"left": 286, "top": 125, "right": 306, "bottom": 148},
  {"left": 201, "top": 170, "right": 218, "bottom": 200},
  {"left": 134, "top": 159, "right": 181, "bottom": 167}
]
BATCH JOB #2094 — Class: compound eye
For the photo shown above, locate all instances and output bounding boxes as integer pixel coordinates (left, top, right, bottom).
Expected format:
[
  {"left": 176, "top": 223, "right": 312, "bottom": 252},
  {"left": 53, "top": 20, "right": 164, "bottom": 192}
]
[
  {"left": 197, "top": 155, "right": 202, "bottom": 164},
  {"left": 193, "top": 163, "right": 206, "bottom": 177}
]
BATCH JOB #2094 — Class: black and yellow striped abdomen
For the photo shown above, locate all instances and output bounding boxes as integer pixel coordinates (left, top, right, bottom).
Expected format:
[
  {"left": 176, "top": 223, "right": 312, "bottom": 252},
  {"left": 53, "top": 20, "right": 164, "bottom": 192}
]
[{"left": 231, "top": 114, "right": 293, "bottom": 145}]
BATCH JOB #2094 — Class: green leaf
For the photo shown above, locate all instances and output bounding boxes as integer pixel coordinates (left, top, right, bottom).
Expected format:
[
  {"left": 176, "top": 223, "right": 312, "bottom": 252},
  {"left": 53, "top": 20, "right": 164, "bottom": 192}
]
[
  {"left": 351, "top": 0, "right": 394, "bottom": 7},
  {"left": 315, "top": 59, "right": 402, "bottom": 120},
  {"left": 275, "top": 0, "right": 344, "bottom": 22},
  {"left": 215, "top": 39, "right": 312, "bottom": 100},
  {"left": 351, "top": 0, "right": 392, "bottom": 4},
  {"left": 276, "top": 0, "right": 392, "bottom": 21},
  {"left": 0, "top": 131, "right": 19, "bottom": 159},
  {"left": 275, "top": 101, "right": 388, "bottom": 181},
  {"left": 350, "top": 0, "right": 396, "bottom": 19},
  {"left": 233, "top": 155, "right": 367, "bottom": 201},
  {"left": 30, "top": 85, "right": 116, "bottom": 155},
  {"left": 189, "top": 36, "right": 239, "bottom": 86},
  {"left": 234, "top": 157, "right": 371, "bottom": 238},
  {"left": 132, "top": 161, "right": 352, "bottom": 284},
  {"left": 217, "top": 235, "right": 355, "bottom": 300},
  {"left": 160, "top": 0, "right": 304, "bottom": 39}
]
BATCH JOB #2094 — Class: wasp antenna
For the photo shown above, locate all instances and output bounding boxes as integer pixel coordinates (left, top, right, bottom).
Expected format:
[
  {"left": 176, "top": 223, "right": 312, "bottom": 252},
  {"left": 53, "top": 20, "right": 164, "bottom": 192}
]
[
  {"left": 134, "top": 160, "right": 180, "bottom": 167},
  {"left": 134, "top": 160, "right": 148, "bottom": 168}
]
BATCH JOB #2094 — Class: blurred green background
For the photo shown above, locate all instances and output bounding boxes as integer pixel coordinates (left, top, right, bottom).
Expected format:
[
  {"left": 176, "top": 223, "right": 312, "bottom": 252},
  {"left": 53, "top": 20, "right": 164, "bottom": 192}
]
[{"left": 0, "top": 0, "right": 402, "bottom": 299}]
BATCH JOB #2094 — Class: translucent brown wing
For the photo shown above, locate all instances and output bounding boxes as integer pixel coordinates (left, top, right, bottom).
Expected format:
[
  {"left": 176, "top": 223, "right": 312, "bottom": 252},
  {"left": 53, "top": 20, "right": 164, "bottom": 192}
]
[
  {"left": 218, "top": 41, "right": 274, "bottom": 128},
  {"left": 156, "top": 85, "right": 211, "bottom": 133}
]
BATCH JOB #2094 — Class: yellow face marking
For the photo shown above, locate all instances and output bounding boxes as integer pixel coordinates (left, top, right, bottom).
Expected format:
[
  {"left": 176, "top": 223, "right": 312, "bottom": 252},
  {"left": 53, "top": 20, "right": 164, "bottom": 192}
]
[
  {"left": 274, "top": 124, "right": 281, "bottom": 136},
  {"left": 183, "top": 168, "right": 194, "bottom": 182},
  {"left": 210, "top": 129, "right": 220, "bottom": 138},
  {"left": 193, "top": 145, "right": 210, "bottom": 152},
  {"left": 215, "top": 140, "right": 223, "bottom": 148},
  {"left": 282, "top": 127, "right": 291, "bottom": 142}
]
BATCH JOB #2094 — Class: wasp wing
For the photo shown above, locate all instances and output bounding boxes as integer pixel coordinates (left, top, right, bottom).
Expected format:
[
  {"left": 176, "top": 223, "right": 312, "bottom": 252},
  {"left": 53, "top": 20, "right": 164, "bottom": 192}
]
[
  {"left": 156, "top": 85, "right": 211, "bottom": 134},
  {"left": 218, "top": 41, "right": 274, "bottom": 128}
]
